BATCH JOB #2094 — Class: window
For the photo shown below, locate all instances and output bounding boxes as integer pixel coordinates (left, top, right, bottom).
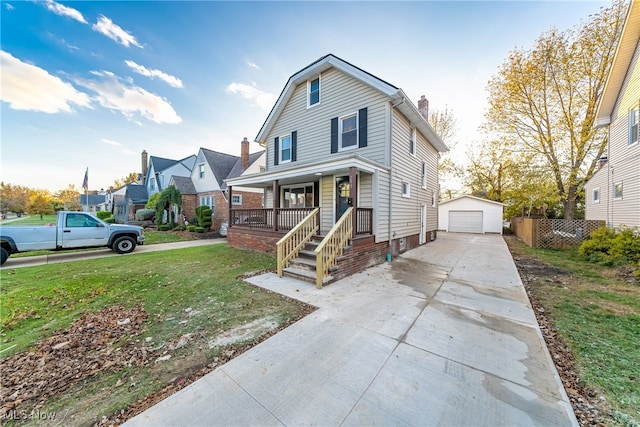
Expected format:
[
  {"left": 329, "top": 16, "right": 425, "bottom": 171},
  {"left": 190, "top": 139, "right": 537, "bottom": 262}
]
[
  {"left": 421, "top": 162, "right": 427, "bottom": 188},
  {"left": 282, "top": 185, "right": 314, "bottom": 208},
  {"left": 340, "top": 113, "right": 358, "bottom": 150},
  {"left": 410, "top": 128, "right": 416, "bottom": 156},
  {"left": 401, "top": 181, "right": 411, "bottom": 198},
  {"left": 280, "top": 135, "right": 292, "bottom": 163},
  {"left": 630, "top": 109, "right": 639, "bottom": 146},
  {"left": 198, "top": 164, "right": 205, "bottom": 179},
  {"left": 231, "top": 194, "right": 242, "bottom": 205},
  {"left": 613, "top": 181, "right": 623, "bottom": 200},
  {"left": 150, "top": 177, "right": 156, "bottom": 191},
  {"left": 308, "top": 76, "right": 320, "bottom": 107},
  {"left": 592, "top": 188, "right": 600, "bottom": 204},
  {"left": 431, "top": 191, "right": 437, "bottom": 207},
  {"left": 200, "top": 196, "right": 213, "bottom": 208}
]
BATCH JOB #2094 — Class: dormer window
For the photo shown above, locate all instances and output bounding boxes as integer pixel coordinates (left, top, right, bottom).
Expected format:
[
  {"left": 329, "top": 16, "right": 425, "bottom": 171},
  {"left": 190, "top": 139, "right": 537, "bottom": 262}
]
[{"left": 308, "top": 76, "right": 320, "bottom": 108}]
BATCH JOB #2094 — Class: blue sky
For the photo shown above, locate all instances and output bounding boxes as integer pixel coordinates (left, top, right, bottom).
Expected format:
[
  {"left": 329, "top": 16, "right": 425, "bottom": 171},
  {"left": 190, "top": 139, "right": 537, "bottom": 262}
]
[{"left": 1, "top": 0, "right": 609, "bottom": 193}]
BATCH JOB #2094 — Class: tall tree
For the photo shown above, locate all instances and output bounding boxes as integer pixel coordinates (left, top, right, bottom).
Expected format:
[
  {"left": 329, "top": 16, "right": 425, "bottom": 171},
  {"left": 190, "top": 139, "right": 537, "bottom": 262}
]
[
  {"left": 56, "top": 185, "right": 81, "bottom": 211},
  {"left": 429, "top": 106, "right": 464, "bottom": 200},
  {"left": 484, "top": 1, "right": 626, "bottom": 219},
  {"left": 0, "top": 183, "right": 30, "bottom": 216},
  {"left": 113, "top": 172, "right": 139, "bottom": 189},
  {"left": 27, "top": 190, "right": 55, "bottom": 219}
]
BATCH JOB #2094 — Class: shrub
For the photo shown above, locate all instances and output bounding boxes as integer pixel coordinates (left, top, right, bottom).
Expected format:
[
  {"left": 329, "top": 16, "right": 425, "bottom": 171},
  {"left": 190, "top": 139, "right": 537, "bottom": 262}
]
[
  {"left": 96, "top": 211, "right": 111, "bottom": 220},
  {"left": 172, "top": 225, "right": 186, "bottom": 231},
  {"left": 187, "top": 225, "right": 196, "bottom": 232},
  {"left": 193, "top": 226, "right": 205, "bottom": 233},
  {"left": 195, "top": 206, "right": 212, "bottom": 230},
  {"left": 135, "top": 209, "right": 156, "bottom": 221},
  {"left": 104, "top": 216, "right": 116, "bottom": 224},
  {"left": 579, "top": 226, "right": 640, "bottom": 265},
  {"left": 158, "top": 224, "right": 172, "bottom": 231}
]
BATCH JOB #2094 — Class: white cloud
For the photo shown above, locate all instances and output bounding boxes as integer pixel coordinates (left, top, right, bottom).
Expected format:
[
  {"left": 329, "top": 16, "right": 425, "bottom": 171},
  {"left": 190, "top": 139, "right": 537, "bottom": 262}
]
[
  {"left": 124, "top": 60, "right": 184, "bottom": 88},
  {"left": 5, "top": 3, "right": 14, "bottom": 11},
  {"left": 226, "top": 83, "right": 276, "bottom": 111},
  {"left": 0, "top": 50, "right": 91, "bottom": 113},
  {"left": 92, "top": 15, "right": 142, "bottom": 48},
  {"left": 44, "top": 0, "right": 87, "bottom": 24},
  {"left": 100, "top": 138, "right": 121, "bottom": 146},
  {"left": 76, "top": 70, "right": 182, "bottom": 124},
  {"left": 247, "top": 61, "right": 260, "bottom": 71}
]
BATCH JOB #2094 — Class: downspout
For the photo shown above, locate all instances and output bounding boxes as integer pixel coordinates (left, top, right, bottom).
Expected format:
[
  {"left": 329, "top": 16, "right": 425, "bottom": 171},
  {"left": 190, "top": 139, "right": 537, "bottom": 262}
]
[{"left": 389, "top": 96, "right": 405, "bottom": 254}]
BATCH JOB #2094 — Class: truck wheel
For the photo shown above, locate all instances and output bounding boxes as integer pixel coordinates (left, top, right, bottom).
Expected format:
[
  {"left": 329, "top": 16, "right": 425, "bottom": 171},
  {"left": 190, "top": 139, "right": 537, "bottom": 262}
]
[
  {"left": 0, "top": 248, "right": 8, "bottom": 265},
  {"left": 113, "top": 236, "right": 136, "bottom": 254}
]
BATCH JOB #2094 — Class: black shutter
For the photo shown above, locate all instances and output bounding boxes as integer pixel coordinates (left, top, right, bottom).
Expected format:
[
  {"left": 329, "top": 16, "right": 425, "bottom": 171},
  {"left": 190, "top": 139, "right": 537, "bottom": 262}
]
[
  {"left": 291, "top": 131, "right": 297, "bottom": 162},
  {"left": 314, "top": 181, "right": 320, "bottom": 207},
  {"left": 274, "top": 137, "right": 279, "bottom": 166},
  {"left": 358, "top": 107, "right": 368, "bottom": 148},
  {"left": 331, "top": 117, "right": 338, "bottom": 153}
]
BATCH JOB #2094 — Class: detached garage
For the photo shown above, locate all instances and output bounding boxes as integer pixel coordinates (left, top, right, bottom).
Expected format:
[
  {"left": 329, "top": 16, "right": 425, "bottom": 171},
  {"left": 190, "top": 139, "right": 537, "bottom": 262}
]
[{"left": 438, "top": 195, "right": 505, "bottom": 234}]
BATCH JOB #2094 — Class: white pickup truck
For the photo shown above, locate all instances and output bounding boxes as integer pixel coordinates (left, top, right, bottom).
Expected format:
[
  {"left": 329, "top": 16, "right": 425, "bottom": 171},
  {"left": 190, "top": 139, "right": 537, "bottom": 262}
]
[{"left": 0, "top": 211, "right": 145, "bottom": 265}]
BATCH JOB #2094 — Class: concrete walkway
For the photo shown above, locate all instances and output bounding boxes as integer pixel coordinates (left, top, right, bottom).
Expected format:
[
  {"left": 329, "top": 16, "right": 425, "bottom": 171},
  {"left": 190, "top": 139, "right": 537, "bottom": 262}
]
[
  {"left": 2, "top": 239, "right": 225, "bottom": 269},
  {"left": 124, "top": 232, "right": 577, "bottom": 426}
]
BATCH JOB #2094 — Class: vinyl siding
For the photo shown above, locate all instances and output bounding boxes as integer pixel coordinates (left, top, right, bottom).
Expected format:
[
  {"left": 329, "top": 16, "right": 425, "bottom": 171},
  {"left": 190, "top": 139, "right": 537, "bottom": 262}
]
[
  {"left": 601, "top": 38, "right": 640, "bottom": 228},
  {"left": 584, "top": 167, "right": 609, "bottom": 222},
  {"left": 265, "top": 67, "right": 390, "bottom": 171},
  {"left": 192, "top": 151, "right": 221, "bottom": 193},
  {"left": 389, "top": 109, "right": 440, "bottom": 237}
]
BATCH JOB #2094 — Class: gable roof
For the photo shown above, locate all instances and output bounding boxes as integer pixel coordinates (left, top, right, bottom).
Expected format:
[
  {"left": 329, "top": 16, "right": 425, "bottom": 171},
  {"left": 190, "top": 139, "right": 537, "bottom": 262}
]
[
  {"left": 224, "top": 151, "right": 264, "bottom": 186},
  {"left": 255, "top": 53, "right": 448, "bottom": 153},
  {"left": 201, "top": 148, "right": 240, "bottom": 188},
  {"left": 439, "top": 195, "right": 505, "bottom": 207},
  {"left": 595, "top": 0, "right": 640, "bottom": 126},
  {"left": 124, "top": 184, "right": 148, "bottom": 202},
  {"left": 79, "top": 194, "right": 106, "bottom": 205},
  {"left": 170, "top": 176, "right": 197, "bottom": 194}
]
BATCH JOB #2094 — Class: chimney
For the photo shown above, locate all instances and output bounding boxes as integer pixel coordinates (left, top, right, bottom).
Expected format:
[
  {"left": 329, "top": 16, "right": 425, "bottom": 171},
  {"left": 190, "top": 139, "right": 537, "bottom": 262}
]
[
  {"left": 597, "top": 156, "right": 608, "bottom": 170},
  {"left": 418, "top": 95, "right": 429, "bottom": 121},
  {"left": 241, "top": 137, "right": 250, "bottom": 171},
  {"left": 141, "top": 150, "right": 148, "bottom": 184}
]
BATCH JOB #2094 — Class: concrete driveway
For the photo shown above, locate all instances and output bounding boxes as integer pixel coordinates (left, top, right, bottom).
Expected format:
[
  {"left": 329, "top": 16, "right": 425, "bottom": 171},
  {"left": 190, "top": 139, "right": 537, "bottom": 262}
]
[{"left": 125, "top": 232, "right": 577, "bottom": 426}]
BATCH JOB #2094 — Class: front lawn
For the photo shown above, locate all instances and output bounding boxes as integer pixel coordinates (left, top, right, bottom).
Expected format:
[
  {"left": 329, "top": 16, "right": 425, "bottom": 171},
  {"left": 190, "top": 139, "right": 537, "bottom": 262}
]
[{"left": 0, "top": 244, "right": 313, "bottom": 425}]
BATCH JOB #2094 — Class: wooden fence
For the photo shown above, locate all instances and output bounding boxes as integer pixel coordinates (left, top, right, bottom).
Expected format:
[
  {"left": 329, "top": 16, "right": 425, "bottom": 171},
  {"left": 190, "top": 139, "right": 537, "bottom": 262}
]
[{"left": 511, "top": 218, "right": 605, "bottom": 249}]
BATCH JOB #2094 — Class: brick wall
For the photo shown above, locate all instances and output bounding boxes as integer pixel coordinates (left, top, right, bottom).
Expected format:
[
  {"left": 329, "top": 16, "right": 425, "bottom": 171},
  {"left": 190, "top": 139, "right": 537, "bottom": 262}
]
[
  {"left": 181, "top": 195, "right": 197, "bottom": 224},
  {"left": 332, "top": 236, "right": 389, "bottom": 282},
  {"left": 227, "top": 228, "right": 284, "bottom": 254}
]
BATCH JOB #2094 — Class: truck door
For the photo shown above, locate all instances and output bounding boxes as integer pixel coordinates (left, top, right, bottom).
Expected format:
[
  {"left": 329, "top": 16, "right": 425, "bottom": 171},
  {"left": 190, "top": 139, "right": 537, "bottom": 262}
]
[{"left": 59, "top": 213, "right": 110, "bottom": 248}]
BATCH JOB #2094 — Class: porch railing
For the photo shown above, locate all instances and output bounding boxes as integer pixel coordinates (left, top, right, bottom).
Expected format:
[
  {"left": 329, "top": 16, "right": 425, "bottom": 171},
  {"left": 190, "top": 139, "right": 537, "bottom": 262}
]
[
  {"left": 356, "top": 208, "right": 373, "bottom": 235},
  {"left": 315, "top": 207, "right": 353, "bottom": 289},
  {"left": 276, "top": 208, "right": 320, "bottom": 277},
  {"left": 229, "top": 208, "right": 316, "bottom": 231}
]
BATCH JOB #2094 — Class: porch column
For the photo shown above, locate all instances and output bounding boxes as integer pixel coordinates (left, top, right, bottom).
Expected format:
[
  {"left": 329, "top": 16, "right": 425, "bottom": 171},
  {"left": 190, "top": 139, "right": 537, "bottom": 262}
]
[
  {"left": 273, "top": 180, "right": 279, "bottom": 232},
  {"left": 228, "top": 186, "right": 233, "bottom": 228},
  {"left": 349, "top": 167, "right": 357, "bottom": 237}
]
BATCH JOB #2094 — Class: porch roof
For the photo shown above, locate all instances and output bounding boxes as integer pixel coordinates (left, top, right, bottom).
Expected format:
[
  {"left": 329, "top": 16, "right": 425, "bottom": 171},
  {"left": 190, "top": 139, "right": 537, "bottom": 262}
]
[{"left": 225, "top": 154, "right": 389, "bottom": 189}]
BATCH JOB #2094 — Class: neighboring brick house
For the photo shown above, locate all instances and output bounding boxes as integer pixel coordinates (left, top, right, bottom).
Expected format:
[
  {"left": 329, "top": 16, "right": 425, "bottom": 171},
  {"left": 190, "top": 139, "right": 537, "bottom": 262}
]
[
  {"left": 190, "top": 138, "right": 265, "bottom": 233},
  {"left": 586, "top": 0, "right": 640, "bottom": 229},
  {"left": 169, "top": 175, "right": 197, "bottom": 223},
  {"left": 226, "top": 54, "right": 447, "bottom": 285}
]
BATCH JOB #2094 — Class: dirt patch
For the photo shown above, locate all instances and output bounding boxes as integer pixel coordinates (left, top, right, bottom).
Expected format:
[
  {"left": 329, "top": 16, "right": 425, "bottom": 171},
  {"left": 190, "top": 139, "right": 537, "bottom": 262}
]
[{"left": 504, "top": 236, "right": 610, "bottom": 426}]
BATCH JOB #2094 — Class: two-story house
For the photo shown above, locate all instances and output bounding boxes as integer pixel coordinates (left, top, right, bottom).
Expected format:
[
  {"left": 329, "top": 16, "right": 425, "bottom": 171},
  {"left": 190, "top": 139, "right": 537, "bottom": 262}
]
[
  {"left": 586, "top": 0, "right": 640, "bottom": 228},
  {"left": 189, "top": 138, "right": 265, "bottom": 232},
  {"left": 143, "top": 151, "right": 197, "bottom": 198},
  {"left": 226, "top": 54, "right": 447, "bottom": 286}
]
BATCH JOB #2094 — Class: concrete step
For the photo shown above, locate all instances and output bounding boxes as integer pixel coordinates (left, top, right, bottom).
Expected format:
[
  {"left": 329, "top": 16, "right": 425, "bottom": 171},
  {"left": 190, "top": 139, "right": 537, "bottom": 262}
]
[
  {"left": 289, "top": 257, "right": 317, "bottom": 271},
  {"left": 283, "top": 267, "right": 333, "bottom": 286}
]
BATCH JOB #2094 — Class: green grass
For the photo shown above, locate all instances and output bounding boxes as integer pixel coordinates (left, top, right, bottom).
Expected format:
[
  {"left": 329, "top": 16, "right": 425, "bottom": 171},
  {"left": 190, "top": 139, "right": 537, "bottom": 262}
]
[
  {"left": 506, "top": 238, "right": 640, "bottom": 425},
  {"left": 0, "top": 244, "right": 310, "bottom": 425}
]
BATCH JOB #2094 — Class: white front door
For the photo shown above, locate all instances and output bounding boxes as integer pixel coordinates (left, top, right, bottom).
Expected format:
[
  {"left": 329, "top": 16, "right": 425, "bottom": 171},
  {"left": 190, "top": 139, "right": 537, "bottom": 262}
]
[{"left": 420, "top": 204, "right": 427, "bottom": 244}]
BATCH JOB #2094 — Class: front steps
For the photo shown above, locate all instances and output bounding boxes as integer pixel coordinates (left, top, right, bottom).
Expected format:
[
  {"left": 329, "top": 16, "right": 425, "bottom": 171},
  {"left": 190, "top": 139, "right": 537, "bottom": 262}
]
[{"left": 282, "top": 235, "right": 349, "bottom": 286}]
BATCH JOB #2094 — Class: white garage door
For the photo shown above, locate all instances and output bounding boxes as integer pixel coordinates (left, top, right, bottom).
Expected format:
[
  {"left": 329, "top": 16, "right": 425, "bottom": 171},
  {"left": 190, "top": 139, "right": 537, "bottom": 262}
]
[{"left": 449, "top": 210, "right": 483, "bottom": 233}]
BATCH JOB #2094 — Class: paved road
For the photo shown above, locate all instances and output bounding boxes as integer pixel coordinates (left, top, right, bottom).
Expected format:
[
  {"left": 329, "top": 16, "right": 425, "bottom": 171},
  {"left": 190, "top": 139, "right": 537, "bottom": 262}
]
[
  {"left": 2, "top": 239, "right": 226, "bottom": 269},
  {"left": 124, "top": 232, "right": 578, "bottom": 426}
]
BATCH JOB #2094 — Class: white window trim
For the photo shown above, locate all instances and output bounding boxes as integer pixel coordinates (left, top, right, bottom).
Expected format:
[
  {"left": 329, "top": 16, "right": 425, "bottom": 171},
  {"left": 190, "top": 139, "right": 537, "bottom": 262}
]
[
  {"left": 307, "top": 75, "right": 321, "bottom": 108},
  {"left": 431, "top": 191, "right": 437, "bottom": 207},
  {"left": 339, "top": 112, "right": 358, "bottom": 152},
  {"left": 279, "top": 134, "right": 292, "bottom": 164},
  {"left": 592, "top": 187, "right": 600, "bottom": 204},
  {"left": 198, "top": 164, "right": 205, "bottom": 179},
  {"left": 410, "top": 128, "right": 417, "bottom": 157},
  {"left": 401, "top": 181, "right": 411, "bottom": 198},
  {"left": 613, "top": 181, "right": 623, "bottom": 200},
  {"left": 629, "top": 109, "right": 639, "bottom": 146},
  {"left": 231, "top": 194, "right": 242, "bottom": 205},
  {"left": 421, "top": 162, "right": 427, "bottom": 189}
]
